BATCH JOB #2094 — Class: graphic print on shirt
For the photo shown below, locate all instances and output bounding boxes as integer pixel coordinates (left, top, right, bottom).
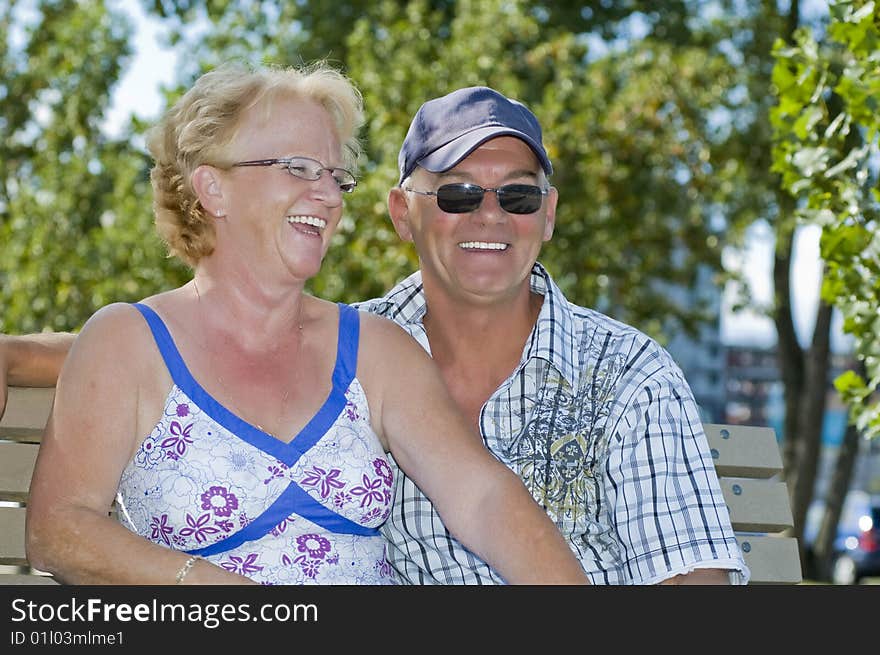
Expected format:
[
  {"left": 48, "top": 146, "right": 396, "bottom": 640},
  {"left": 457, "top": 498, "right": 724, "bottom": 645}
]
[{"left": 495, "top": 333, "right": 624, "bottom": 569}]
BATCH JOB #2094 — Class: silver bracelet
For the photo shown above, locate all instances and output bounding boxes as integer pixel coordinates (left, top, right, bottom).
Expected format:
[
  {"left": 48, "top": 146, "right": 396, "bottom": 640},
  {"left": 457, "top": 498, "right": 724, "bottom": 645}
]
[{"left": 175, "top": 555, "right": 201, "bottom": 585}]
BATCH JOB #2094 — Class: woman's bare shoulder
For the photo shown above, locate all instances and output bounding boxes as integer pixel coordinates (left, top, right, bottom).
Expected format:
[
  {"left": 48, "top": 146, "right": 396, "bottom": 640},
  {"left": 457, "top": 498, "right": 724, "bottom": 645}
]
[
  {"left": 356, "top": 310, "right": 425, "bottom": 356},
  {"left": 68, "top": 302, "right": 158, "bottom": 369}
]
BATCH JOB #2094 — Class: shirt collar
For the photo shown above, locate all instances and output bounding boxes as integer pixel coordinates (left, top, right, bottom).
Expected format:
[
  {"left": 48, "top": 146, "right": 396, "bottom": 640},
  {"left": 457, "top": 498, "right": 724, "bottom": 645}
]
[
  {"left": 369, "top": 270, "right": 429, "bottom": 326},
  {"left": 378, "top": 263, "right": 580, "bottom": 389},
  {"left": 524, "top": 262, "right": 581, "bottom": 389}
]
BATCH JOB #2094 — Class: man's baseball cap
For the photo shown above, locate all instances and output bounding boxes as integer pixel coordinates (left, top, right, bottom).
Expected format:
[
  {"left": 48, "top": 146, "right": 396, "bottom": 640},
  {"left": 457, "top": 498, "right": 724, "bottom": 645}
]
[{"left": 397, "top": 86, "right": 553, "bottom": 185}]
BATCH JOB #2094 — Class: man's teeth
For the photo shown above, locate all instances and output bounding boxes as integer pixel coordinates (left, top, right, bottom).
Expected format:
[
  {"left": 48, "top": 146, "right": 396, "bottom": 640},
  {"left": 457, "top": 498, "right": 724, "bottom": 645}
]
[
  {"left": 458, "top": 241, "right": 508, "bottom": 250},
  {"left": 287, "top": 215, "right": 326, "bottom": 229}
]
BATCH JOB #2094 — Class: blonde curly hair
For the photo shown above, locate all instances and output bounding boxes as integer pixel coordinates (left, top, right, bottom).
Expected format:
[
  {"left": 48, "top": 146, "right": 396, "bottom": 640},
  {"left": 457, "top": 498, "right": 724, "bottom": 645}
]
[{"left": 147, "top": 61, "right": 364, "bottom": 267}]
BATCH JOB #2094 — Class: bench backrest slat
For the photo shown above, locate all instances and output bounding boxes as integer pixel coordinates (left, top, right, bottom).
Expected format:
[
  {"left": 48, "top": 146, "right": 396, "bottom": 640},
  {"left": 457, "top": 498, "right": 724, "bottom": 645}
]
[
  {"left": 735, "top": 535, "right": 802, "bottom": 584},
  {"left": 0, "top": 387, "right": 54, "bottom": 442},
  {"left": 0, "top": 507, "right": 29, "bottom": 567},
  {"left": 0, "top": 442, "right": 40, "bottom": 502},
  {"left": 720, "top": 478, "right": 793, "bottom": 533},
  {"left": 704, "top": 422, "right": 783, "bottom": 479}
]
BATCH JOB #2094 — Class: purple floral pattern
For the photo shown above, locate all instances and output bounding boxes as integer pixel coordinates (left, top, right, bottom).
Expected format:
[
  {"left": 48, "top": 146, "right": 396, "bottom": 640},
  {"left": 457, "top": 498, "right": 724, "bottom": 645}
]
[
  {"left": 200, "top": 486, "right": 239, "bottom": 517},
  {"left": 221, "top": 553, "right": 264, "bottom": 576},
  {"left": 160, "top": 420, "right": 194, "bottom": 457},
  {"left": 150, "top": 514, "right": 173, "bottom": 546},
  {"left": 134, "top": 434, "right": 164, "bottom": 468},
  {"left": 350, "top": 474, "right": 386, "bottom": 508},
  {"left": 333, "top": 491, "right": 353, "bottom": 508},
  {"left": 178, "top": 512, "right": 221, "bottom": 543},
  {"left": 116, "top": 378, "right": 396, "bottom": 584},
  {"left": 343, "top": 399, "right": 360, "bottom": 422},
  {"left": 270, "top": 515, "right": 294, "bottom": 537},
  {"left": 264, "top": 462, "right": 288, "bottom": 485},
  {"left": 300, "top": 466, "right": 345, "bottom": 499},
  {"left": 293, "top": 554, "right": 322, "bottom": 579},
  {"left": 296, "top": 533, "right": 332, "bottom": 559},
  {"left": 373, "top": 458, "right": 393, "bottom": 487}
]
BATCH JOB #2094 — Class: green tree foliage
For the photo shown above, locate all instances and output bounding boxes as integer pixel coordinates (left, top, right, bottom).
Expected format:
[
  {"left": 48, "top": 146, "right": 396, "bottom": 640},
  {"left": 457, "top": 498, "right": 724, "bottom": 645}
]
[
  {"left": 0, "top": 0, "right": 189, "bottom": 334},
  {"left": 771, "top": 0, "right": 880, "bottom": 439},
  {"left": 146, "top": 0, "right": 763, "bottom": 341},
  {"left": 3, "top": 1, "right": 778, "bottom": 344}
]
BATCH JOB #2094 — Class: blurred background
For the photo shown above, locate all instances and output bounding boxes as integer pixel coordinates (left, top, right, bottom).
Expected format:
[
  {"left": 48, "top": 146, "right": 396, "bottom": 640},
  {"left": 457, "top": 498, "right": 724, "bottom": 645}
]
[{"left": 2, "top": 0, "right": 878, "bottom": 582}]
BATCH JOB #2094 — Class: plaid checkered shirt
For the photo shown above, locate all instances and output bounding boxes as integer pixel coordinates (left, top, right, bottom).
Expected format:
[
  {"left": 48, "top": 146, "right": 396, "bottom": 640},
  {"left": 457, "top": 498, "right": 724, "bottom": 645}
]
[{"left": 355, "top": 263, "right": 749, "bottom": 584}]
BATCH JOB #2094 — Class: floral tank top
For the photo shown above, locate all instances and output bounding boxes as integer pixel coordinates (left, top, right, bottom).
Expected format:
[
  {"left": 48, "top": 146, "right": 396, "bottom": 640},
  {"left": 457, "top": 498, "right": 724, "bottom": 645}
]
[{"left": 115, "top": 302, "right": 396, "bottom": 585}]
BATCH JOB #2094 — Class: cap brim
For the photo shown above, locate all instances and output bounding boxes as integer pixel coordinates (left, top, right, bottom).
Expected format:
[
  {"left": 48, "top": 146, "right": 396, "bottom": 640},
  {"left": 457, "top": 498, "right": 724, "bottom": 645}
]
[{"left": 417, "top": 126, "right": 553, "bottom": 177}]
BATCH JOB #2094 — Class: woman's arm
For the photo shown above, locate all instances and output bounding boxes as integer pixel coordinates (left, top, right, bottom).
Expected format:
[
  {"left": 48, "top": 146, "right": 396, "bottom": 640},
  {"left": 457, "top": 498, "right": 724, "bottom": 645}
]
[
  {"left": 0, "top": 332, "right": 75, "bottom": 420},
  {"left": 360, "top": 315, "right": 588, "bottom": 585},
  {"left": 25, "top": 304, "right": 254, "bottom": 585}
]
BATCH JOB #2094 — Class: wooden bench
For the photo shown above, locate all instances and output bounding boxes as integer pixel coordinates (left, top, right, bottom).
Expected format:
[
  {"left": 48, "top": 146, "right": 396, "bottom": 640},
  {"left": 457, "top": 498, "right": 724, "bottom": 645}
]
[
  {"left": 704, "top": 423, "right": 801, "bottom": 584},
  {"left": 0, "top": 387, "right": 802, "bottom": 584}
]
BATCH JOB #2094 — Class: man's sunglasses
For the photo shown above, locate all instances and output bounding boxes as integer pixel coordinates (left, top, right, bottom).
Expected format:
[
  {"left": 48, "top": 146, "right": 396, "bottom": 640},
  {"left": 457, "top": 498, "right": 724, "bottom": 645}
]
[{"left": 404, "top": 183, "right": 548, "bottom": 214}]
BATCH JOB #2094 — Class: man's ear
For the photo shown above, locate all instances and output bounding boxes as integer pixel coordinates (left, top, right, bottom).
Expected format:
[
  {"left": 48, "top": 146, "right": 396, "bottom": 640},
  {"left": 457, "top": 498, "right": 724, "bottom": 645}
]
[
  {"left": 542, "top": 186, "right": 558, "bottom": 242},
  {"left": 191, "top": 165, "right": 226, "bottom": 217},
  {"left": 388, "top": 186, "right": 414, "bottom": 242}
]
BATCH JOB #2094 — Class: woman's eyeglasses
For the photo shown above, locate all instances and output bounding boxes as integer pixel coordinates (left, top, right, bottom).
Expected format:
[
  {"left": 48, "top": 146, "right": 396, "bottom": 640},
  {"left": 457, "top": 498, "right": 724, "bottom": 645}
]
[
  {"left": 404, "top": 183, "right": 548, "bottom": 214},
  {"left": 232, "top": 156, "right": 357, "bottom": 193}
]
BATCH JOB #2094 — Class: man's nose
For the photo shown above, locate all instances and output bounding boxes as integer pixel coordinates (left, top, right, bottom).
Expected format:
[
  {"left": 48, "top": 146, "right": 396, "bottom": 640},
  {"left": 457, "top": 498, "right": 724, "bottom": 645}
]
[{"left": 473, "top": 188, "right": 506, "bottom": 222}]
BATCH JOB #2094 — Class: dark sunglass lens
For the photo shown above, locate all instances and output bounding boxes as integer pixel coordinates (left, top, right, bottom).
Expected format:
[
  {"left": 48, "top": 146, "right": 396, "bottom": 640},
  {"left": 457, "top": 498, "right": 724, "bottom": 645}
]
[
  {"left": 436, "top": 184, "right": 483, "bottom": 213},
  {"left": 498, "top": 185, "right": 543, "bottom": 214}
]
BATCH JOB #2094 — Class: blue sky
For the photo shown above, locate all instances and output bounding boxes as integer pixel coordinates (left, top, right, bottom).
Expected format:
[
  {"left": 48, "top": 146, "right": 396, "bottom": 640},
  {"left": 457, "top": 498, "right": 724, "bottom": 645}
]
[{"left": 106, "top": 1, "right": 846, "bottom": 351}]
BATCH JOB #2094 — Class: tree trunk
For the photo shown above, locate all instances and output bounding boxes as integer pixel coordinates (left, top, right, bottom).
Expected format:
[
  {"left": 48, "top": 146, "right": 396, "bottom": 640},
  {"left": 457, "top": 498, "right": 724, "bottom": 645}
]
[
  {"left": 771, "top": 0, "right": 804, "bottom": 489},
  {"left": 773, "top": 223, "right": 803, "bottom": 478},
  {"left": 813, "top": 360, "right": 867, "bottom": 581},
  {"left": 790, "top": 297, "right": 833, "bottom": 550},
  {"left": 772, "top": 208, "right": 836, "bottom": 576},
  {"left": 814, "top": 421, "right": 861, "bottom": 580}
]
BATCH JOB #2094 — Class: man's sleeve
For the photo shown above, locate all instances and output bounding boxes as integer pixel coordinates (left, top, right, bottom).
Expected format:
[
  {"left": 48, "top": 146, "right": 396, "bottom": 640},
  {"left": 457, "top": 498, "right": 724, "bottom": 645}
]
[{"left": 605, "top": 354, "right": 750, "bottom": 584}]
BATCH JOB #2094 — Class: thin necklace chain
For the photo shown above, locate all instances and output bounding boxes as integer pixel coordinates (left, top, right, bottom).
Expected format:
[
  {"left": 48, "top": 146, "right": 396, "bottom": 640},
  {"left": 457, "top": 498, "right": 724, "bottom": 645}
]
[{"left": 193, "top": 280, "right": 303, "bottom": 438}]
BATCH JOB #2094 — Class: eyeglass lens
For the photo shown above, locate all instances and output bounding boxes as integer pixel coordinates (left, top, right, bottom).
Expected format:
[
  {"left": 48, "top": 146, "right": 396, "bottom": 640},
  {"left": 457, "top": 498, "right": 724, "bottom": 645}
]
[
  {"left": 436, "top": 184, "right": 545, "bottom": 214},
  {"left": 286, "top": 158, "right": 356, "bottom": 192}
]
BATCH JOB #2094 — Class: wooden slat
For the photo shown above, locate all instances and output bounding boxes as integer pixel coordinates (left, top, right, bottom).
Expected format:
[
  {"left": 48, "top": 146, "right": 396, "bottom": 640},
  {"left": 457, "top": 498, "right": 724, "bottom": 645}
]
[
  {"left": 0, "top": 442, "right": 40, "bottom": 502},
  {"left": 0, "top": 506, "right": 28, "bottom": 566},
  {"left": 0, "top": 387, "right": 54, "bottom": 441},
  {"left": 736, "top": 535, "right": 802, "bottom": 584},
  {"left": 720, "top": 477, "right": 794, "bottom": 533},
  {"left": 704, "top": 423, "right": 782, "bottom": 479},
  {"left": 0, "top": 573, "right": 58, "bottom": 584}
]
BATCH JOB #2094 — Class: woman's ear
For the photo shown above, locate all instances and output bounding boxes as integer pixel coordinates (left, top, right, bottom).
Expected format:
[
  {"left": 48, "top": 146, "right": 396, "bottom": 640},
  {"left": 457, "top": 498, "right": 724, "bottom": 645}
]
[{"left": 191, "top": 165, "right": 226, "bottom": 217}]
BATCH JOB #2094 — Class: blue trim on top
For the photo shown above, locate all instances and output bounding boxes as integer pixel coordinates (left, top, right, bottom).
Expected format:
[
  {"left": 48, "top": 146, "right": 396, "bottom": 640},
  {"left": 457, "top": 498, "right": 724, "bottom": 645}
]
[
  {"left": 131, "top": 302, "right": 376, "bottom": 551},
  {"left": 131, "top": 302, "right": 360, "bottom": 468},
  {"left": 292, "top": 303, "right": 359, "bottom": 461},
  {"left": 186, "top": 480, "right": 380, "bottom": 557}
]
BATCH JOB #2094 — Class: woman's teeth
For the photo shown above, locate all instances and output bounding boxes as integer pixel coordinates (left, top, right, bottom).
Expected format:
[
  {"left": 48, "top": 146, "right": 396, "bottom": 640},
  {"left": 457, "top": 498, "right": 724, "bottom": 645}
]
[{"left": 287, "top": 215, "right": 327, "bottom": 230}]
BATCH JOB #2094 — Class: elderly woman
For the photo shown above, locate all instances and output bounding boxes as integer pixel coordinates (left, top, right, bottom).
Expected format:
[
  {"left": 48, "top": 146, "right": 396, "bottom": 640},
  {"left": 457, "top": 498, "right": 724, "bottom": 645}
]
[{"left": 24, "top": 63, "right": 587, "bottom": 585}]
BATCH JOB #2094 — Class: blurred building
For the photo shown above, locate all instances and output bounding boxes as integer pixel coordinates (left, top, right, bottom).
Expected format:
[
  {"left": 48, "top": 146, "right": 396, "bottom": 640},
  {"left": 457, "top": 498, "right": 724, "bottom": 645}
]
[
  {"left": 722, "top": 345, "right": 859, "bottom": 440},
  {"left": 721, "top": 344, "right": 878, "bottom": 495},
  {"left": 723, "top": 345, "right": 780, "bottom": 428},
  {"left": 666, "top": 322, "right": 726, "bottom": 423},
  {"left": 662, "top": 265, "right": 727, "bottom": 424}
]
